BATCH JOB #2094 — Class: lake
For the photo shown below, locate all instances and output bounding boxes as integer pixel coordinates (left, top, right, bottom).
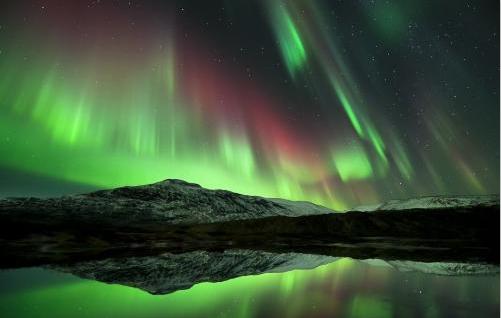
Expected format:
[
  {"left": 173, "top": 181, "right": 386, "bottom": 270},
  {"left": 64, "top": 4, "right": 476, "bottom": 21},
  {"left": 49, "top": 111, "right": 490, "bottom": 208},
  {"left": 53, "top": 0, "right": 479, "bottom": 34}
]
[{"left": 0, "top": 257, "right": 498, "bottom": 318}]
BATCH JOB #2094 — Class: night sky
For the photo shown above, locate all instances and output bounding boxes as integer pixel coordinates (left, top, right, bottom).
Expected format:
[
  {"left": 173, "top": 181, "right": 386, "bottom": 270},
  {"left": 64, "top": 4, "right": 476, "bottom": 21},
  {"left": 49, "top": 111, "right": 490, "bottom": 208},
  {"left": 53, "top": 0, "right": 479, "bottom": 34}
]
[{"left": 0, "top": 0, "right": 498, "bottom": 209}]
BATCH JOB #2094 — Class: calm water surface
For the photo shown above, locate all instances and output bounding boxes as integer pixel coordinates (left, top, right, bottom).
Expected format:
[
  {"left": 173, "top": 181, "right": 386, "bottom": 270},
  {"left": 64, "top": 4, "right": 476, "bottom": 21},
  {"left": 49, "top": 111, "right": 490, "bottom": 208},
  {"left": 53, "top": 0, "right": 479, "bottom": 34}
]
[{"left": 0, "top": 258, "right": 498, "bottom": 318}]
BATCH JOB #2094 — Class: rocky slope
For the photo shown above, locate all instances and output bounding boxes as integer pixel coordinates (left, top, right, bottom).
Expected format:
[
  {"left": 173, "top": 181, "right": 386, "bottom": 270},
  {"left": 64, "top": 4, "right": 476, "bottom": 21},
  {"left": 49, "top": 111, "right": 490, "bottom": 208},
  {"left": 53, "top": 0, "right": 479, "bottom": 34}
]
[{"left": 0, "top": 179, "right": 333, "bottom": 226}]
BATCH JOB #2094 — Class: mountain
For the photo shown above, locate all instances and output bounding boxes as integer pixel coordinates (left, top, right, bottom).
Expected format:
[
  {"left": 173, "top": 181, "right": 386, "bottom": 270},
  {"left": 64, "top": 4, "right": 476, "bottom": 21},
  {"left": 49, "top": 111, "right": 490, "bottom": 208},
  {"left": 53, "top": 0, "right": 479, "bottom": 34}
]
[
  {"left": 0, "top": 179, "right": 498, "bottom": 268},
  {"left": 355, "top": 195, "right": 499, "bottom": 211},
  {"left": 50, "top": 250, "right": 337, "bottom": 295},
  {"left": 0, "top": 179, "right": 333, "bottom": 227}
]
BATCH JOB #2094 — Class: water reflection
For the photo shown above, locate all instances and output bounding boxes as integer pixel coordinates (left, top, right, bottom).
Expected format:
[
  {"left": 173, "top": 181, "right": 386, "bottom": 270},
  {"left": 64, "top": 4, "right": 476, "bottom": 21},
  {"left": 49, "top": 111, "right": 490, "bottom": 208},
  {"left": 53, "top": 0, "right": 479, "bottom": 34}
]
[{"left": 0, "top": 257, "right": 498, "bottom": 318}]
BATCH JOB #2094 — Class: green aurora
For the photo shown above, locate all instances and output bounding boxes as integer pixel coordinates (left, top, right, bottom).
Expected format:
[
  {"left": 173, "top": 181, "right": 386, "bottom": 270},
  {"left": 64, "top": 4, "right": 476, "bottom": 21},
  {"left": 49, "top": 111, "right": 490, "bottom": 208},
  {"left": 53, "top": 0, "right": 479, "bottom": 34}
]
[
  {"left": 0, "top": 1, "right": 498, "bottom": 317},
  {"left": 0, "top": 0, "right": 498, "bottom": 210}
]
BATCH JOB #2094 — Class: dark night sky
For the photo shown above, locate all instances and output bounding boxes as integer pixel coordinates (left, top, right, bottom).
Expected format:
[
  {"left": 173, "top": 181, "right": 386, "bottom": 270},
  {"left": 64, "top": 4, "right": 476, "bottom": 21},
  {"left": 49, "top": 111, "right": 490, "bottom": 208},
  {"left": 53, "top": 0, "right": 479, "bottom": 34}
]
[{"left": 0, "top": 0, "right": 498, "bottom": 209}]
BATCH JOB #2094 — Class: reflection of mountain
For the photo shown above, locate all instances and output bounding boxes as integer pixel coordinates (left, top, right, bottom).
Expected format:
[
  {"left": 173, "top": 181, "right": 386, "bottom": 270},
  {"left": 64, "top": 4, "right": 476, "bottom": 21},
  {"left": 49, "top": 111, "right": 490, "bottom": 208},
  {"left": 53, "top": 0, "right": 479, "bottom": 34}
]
[
  {"left": 51, "top": 250, "right": 337, "bottom": 295},
  {"left": 388, "top": 261, "right": 499, "bottom": 275},
  {"left": 50, "top": 251, "right": 499, "bottom": 295}
]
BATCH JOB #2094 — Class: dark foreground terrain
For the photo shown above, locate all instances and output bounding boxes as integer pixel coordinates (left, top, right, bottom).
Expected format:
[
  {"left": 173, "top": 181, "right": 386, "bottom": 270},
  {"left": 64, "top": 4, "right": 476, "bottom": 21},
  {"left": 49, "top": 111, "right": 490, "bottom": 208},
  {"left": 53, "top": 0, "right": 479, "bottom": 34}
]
[{"left": 0, "top": 205, "right": 499, "bottom": 268}]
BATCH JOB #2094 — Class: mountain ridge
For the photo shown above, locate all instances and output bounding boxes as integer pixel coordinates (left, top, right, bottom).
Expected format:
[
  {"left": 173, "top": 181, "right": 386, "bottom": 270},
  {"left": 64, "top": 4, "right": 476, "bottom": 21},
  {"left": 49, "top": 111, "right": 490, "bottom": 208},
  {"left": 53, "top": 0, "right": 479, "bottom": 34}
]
[
  {"left": 361, "top": 194, "right": 499, "bottom": 211},
  {"left": 0, "top": 178, "right": 335, "bottom": 226},
  {"left": 0, "top": 179, "right": 498, "bottom": 269}
]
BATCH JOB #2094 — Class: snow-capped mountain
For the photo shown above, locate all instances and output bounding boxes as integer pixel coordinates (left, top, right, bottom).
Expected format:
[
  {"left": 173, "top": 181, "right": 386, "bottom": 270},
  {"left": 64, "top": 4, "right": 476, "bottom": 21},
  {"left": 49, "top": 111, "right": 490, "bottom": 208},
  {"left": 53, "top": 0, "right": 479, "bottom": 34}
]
[
  {"left": 0, "top": 179, "right": 334, "bottom": 226},
  {"left": 355, "top": 195, "right": 499, "bottom": 212}
]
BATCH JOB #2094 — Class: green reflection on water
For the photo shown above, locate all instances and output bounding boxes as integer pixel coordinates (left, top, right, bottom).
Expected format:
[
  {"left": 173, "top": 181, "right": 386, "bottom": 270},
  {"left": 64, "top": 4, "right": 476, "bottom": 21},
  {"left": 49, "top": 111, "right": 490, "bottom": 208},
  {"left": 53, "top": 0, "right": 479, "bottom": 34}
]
[{"left": 0, "top": 258, "right": 498, "bottom": 318}]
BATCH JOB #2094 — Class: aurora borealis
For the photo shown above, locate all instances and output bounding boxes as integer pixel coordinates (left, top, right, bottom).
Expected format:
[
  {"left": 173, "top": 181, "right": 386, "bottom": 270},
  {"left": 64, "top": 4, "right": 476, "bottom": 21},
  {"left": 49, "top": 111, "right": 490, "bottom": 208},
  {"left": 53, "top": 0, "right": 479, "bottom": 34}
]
[
  {"left": 0, "top": 0, "right": 498, "bottom": 209},
  {"left": 0, "top": 2, "right": 499, "bottom": 317}
]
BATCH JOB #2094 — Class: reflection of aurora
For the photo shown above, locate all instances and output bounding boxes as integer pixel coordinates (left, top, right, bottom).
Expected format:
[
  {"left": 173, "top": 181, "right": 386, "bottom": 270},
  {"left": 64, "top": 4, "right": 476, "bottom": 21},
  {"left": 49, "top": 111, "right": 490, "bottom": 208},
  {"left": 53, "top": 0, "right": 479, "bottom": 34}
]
[
  {"left": 1, "top": 258, "right": 498, "bottom": 318},
  {"left": 0, "top": 1, "right": 497, "bottom": 210}
]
